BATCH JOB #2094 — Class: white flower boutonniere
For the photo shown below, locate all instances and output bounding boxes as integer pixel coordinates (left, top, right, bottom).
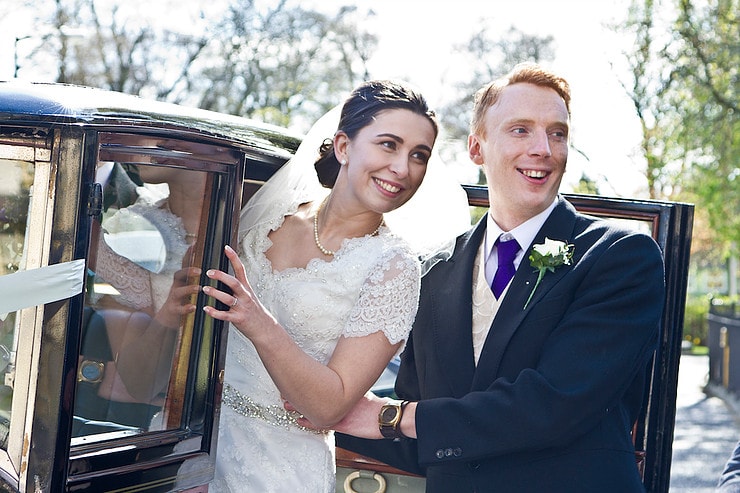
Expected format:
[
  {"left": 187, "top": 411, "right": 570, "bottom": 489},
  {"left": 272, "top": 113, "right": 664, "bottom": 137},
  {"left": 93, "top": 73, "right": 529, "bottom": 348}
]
[{"left": 523, "top": 237, "right": 575, "bottom": 310}]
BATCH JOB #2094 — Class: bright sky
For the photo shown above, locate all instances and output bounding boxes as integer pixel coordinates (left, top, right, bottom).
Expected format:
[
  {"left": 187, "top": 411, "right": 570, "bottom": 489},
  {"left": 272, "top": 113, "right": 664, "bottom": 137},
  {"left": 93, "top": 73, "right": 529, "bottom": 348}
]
[
  {"left": 0, "top": 0, "right": 649, "bottom": 197},
  {"left": 301, "top": 0, "right": 648, "bottom": 197}
]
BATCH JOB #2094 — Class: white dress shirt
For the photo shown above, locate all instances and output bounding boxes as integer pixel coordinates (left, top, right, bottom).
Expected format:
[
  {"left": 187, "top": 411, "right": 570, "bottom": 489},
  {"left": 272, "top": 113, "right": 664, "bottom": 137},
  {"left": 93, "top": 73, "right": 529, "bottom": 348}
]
[{"left": 472, "top": 199, "right": 558, "bottom": 364}]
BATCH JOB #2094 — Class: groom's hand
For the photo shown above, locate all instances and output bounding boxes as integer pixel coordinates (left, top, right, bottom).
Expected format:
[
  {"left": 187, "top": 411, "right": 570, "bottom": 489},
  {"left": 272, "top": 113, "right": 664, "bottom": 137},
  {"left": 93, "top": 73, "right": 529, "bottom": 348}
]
[{"left": 286, "top": 391, "right": 387, "bottom": 439}]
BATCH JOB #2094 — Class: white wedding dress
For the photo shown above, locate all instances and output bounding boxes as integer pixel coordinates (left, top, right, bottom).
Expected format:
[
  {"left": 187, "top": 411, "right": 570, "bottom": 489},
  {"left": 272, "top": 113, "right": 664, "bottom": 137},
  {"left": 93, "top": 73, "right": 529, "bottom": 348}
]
[{"left": 209, "top": 197, "right": 420, "bottom": 493}]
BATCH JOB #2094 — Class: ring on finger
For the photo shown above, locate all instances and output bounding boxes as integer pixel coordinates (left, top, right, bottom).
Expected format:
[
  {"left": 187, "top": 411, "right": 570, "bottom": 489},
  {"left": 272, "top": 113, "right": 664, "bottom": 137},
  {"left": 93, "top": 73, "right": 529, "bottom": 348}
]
[{"left": 231, "top": 297, "right": 239, "bottom": 308}]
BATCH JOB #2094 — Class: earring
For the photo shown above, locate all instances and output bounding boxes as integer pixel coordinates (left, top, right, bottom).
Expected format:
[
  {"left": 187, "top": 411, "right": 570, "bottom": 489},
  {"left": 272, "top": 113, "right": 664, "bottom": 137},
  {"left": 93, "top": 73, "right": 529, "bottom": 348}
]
[{"left": 341, "top": 159, "right": 347, "bottom": 165}]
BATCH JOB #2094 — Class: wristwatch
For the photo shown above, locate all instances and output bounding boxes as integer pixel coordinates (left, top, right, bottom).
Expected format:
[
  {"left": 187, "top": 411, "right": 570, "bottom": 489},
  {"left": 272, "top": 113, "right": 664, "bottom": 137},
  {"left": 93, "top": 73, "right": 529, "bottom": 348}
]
[{"left": 378, "top": 399, "right": 409, "bottom": 439}]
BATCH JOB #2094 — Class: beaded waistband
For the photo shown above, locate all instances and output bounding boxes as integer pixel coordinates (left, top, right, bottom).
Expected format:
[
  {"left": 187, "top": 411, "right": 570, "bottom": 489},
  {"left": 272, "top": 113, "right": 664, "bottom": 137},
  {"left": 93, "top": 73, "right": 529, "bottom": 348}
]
[{"left": 222, "top": 383, "right": 328, "bottom": 435}]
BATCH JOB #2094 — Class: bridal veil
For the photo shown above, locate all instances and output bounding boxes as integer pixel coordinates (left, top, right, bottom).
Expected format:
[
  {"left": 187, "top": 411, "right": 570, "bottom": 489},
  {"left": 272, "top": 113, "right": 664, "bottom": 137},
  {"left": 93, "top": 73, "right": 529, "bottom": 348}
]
[{"left": 239, "top": 104, "right": 471, "bottom": 274}]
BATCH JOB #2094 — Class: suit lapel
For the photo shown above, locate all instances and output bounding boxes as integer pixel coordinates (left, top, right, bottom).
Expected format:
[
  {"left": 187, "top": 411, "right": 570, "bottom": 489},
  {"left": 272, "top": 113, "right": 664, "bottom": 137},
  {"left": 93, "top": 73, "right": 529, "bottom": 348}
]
[
  {"left": 472, "top": 198, "right": 578, "bottom": 387},
  {"left": 428, "top": 220, "right": 486, "bottom": 397}
]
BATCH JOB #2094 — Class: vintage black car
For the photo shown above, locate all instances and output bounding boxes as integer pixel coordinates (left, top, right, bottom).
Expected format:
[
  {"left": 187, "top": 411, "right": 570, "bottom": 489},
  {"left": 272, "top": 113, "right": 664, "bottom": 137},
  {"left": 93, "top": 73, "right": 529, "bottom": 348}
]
[{"left": 0, "top": 81, "right": 692, "bottom": 493}]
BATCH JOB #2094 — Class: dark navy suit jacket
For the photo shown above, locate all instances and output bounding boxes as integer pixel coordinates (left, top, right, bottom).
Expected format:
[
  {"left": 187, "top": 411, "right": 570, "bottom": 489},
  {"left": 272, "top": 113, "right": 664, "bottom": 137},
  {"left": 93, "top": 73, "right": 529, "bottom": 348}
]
[{"left": 338, "top": 196, "right": 665, "bottom": 493}]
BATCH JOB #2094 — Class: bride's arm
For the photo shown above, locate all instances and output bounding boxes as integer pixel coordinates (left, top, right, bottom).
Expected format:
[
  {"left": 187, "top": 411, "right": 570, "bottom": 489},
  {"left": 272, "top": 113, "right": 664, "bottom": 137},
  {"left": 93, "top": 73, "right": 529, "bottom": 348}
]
[{"left": 202, "top": 245, "right": 417, "bottom": 428}]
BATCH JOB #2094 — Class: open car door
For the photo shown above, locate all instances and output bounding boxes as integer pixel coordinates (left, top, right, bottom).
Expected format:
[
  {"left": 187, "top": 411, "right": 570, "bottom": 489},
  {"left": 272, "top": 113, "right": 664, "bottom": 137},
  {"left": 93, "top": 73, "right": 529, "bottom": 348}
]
[{"left": 0, "top": 81, "right": 298, "bottom": 492}]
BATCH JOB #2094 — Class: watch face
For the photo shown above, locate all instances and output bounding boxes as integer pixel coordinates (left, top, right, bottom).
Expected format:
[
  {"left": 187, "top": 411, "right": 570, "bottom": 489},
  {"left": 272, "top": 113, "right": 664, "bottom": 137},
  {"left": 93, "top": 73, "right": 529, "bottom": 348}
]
[{"left": 381, "top": 405, "right": 399, "bottom": 423}]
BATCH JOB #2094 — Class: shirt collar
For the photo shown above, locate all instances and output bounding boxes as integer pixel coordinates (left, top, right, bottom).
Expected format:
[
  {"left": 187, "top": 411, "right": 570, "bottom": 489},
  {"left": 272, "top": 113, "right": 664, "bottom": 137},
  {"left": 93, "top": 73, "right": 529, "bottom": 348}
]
[{"left": 485, "top": 197, "right": 559, "bottom": 264}]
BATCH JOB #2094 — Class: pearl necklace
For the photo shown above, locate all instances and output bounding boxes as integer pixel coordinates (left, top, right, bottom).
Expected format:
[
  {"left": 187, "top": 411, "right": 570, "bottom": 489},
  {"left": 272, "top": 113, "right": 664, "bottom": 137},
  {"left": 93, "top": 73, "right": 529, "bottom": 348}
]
[{"left": 313, "top": 198, "right": 384, "bottom": 256}]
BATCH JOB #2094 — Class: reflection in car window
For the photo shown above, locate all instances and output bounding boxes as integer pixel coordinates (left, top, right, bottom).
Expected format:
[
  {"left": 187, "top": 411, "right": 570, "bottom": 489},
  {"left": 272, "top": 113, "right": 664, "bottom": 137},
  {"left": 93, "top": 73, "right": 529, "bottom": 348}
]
[
  {"left": 73, "top": 160, "right": 207, "bottom": 438},
  {"left": 0, "top": 158, "right": 34, "bottom": 450}
]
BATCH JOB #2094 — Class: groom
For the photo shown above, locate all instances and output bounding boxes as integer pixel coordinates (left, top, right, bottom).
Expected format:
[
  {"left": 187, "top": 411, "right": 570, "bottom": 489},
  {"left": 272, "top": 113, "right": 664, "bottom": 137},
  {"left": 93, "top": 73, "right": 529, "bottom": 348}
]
[{"left": 333, "top": 63, "right": 665, "bottom": 492}]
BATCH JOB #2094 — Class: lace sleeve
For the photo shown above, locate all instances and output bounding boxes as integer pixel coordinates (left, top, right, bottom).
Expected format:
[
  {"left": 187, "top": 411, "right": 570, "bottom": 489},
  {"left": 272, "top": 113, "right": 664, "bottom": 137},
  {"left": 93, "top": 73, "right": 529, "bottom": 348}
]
[{"left": 343, "top": 248, "right": 421, "bottom": 345}]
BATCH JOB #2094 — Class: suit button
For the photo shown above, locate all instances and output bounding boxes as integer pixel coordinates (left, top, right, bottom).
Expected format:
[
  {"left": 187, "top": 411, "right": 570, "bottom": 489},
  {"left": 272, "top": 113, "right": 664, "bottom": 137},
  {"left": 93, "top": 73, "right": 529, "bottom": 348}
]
[
  {"left": 435, "top": 449, "right": 445, "bottom": 459},
  {"left": 453, "top": 448, "right": 462, "bottom": 457},
  {"left": 444, "top": 448, "right": 453, "bottom": 457}
]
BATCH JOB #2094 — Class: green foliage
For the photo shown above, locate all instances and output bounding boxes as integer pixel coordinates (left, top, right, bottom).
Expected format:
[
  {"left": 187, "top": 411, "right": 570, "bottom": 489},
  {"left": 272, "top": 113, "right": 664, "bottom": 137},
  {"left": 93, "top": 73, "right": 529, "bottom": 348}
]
[
  {"left": 683, "top": 293, "right": 710, "bottom": 345},
  {"left": 668, "top": 0, "right": 740, "bottom": 248},
  {"left": 618, "top": 0, "right": 738, "bottom": 220},
  {"left": 683, "top": 293, "right": 740, "bottom": 348},
  {"left": 708, "top": 295, "right": 740, "bottom": 317},
  {"left": 571, "top": 173, "right": 600, "bottom": 195},
  {"left": 617, "top": 0, "right": 738, "bottom": 311},
  {"left": 469, "top": 206, "right": 487, "bottom": 225}
]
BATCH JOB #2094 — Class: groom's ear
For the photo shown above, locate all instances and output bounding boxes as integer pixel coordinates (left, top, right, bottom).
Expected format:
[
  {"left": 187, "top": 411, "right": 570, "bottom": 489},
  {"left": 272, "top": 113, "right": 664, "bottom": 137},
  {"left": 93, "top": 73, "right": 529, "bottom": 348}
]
[{"left": 468, "top": 134, "right": 484, "bottom": 165}]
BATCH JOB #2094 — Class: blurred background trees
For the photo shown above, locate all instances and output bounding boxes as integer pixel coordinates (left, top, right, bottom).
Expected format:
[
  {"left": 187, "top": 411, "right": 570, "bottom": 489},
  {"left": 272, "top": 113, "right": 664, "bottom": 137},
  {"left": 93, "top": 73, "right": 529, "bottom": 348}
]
[
  {"left": 614, "top": 0, "right": 738, "bottom": 344},
  {"left": 436, "top": 26, "right": 555, "bottom": 185},
  {"left": 3, "top": 0, "right": 738, "bottom": 344},
  {"left": 14, "top": 0, "right": 376, "bottom": 128}
]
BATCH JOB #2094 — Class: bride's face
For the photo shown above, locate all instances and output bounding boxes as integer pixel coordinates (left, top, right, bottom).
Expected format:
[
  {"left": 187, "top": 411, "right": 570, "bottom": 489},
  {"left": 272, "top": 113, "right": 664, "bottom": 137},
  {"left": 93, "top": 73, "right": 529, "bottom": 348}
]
[{"left": 337, "top": 108, "right": 435, "bottom": 214}]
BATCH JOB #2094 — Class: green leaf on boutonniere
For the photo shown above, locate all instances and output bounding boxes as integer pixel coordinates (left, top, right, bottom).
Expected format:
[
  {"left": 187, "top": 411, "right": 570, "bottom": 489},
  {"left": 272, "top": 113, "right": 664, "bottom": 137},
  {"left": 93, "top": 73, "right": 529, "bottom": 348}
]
[{"left": 523, "top": 238, "right": 574, "bottom": 310}]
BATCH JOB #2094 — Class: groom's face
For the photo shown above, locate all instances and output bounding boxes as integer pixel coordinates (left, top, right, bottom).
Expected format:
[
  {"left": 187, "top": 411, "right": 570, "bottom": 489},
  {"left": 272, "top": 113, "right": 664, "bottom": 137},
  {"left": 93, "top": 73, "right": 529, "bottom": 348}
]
[{"left": 468, "top": 82, "right": 569, "bottom": 231}]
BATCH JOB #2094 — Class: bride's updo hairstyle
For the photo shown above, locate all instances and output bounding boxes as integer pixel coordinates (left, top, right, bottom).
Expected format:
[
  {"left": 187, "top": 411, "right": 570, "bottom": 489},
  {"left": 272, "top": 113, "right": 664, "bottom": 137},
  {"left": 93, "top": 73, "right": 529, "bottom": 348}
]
[{"left": 314, "top": 80, "right": 439, "bottom": 188}]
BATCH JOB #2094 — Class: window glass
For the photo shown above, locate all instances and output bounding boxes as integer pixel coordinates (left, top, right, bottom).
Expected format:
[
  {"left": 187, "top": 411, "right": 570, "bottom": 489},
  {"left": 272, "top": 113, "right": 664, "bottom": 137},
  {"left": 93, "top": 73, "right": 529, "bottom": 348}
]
[
  {"left": 73, "top": 160, "right": 208, "bottom": 439},
  {"left": 0, "top": 157, "right": 35, "bottom": 450}
]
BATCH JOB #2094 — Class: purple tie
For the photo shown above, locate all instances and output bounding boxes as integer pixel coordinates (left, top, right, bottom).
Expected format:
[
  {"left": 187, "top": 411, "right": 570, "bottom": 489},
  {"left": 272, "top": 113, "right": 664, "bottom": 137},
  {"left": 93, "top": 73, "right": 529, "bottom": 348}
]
[{"left": 491, "top": 237, "right": 520, "bottom": 299}]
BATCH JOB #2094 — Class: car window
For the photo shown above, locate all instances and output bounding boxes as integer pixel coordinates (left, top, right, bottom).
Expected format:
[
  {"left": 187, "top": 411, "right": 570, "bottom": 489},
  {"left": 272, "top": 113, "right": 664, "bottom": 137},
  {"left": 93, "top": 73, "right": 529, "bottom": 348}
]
[
  {"left": 0, "top": 154, "right": 35, "bottom": 450},
  {"left": 72, "top": 134, "right": 226, "bottom": 442}
]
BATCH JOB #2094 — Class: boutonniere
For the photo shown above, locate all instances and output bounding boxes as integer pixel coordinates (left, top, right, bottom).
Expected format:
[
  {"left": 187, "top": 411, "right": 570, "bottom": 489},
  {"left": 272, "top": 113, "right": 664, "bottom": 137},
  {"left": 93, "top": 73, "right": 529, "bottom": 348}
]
[{"left": 523, "top": 238, "right": 574, "bottom": 310}]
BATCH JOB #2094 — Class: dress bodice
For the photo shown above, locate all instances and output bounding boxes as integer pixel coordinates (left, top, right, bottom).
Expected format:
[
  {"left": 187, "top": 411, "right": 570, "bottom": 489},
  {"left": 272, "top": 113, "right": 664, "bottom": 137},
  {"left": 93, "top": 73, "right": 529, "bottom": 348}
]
[
  {"left": 225, "top": 199, "right": 419, "bottom": 406},
  {"left": 212, "top": 197, "right": 420, "bottom": 492}
]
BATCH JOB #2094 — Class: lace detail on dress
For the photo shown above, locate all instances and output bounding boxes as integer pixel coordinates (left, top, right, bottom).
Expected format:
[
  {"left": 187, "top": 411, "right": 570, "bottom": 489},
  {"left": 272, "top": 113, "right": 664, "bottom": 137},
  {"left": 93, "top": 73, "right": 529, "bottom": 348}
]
[
  {"left": 214, "top": 197, "right": 418, "bottom": 493},
  {"left": 95, "top": 197, "right": 192, "bottom": 311},
  {"left": 95, "top": 240, "right": 153, "bottom": 309},
  {"left": 211, "top": 405, "right": 334, "bottom": 493},
  {"left": 345, "top": 251, "right": 420, "bottom": 345},
  {"left": 241, "top": 212, "right": 419, "bottom": 355}
]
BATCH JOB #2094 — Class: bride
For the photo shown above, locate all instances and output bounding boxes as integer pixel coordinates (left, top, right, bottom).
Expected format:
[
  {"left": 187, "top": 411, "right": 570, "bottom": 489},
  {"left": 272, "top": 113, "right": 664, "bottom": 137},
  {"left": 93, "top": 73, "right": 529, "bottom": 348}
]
[{"left": 202, "top": 80, "right": 469, "bottom": 492}]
